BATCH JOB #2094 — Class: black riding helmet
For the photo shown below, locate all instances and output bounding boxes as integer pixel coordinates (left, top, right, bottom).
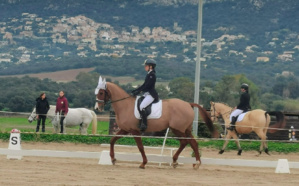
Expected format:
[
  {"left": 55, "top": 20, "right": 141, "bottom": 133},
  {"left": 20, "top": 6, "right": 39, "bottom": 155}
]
[
  {"left": 241, "top": 83, "right": 249, "bottom": 91},
  {"left": 143, "top": 58, "right": 156, "bottom": 69}
]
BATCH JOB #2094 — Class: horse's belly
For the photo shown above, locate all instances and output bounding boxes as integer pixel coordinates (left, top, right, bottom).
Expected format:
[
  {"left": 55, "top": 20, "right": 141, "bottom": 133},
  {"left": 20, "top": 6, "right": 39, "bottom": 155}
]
[
  {"left": 236, "top": 122, "right": 253, "bottom": 134},
  {"left": 64, "top": 117, "right": 84, "bottom": 126}
]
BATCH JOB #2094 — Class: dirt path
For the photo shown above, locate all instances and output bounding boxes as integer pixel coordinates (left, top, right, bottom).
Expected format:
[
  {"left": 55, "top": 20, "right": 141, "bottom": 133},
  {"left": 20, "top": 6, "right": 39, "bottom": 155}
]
[{"left": 0, "top": 141, "right": 298, "bottom": 186}]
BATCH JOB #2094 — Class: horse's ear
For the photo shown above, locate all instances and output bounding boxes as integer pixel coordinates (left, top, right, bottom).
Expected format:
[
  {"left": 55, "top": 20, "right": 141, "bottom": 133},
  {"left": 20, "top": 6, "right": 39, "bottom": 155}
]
[{"left": 210, "top": 101, "right": 213, "bottom": 104}]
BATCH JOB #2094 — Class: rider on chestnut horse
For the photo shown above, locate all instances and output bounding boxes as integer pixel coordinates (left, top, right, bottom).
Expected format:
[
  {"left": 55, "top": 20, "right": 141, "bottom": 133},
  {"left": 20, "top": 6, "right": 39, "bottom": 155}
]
[{"left": 131, "top": 59, "right": 159, "bottom": 132}]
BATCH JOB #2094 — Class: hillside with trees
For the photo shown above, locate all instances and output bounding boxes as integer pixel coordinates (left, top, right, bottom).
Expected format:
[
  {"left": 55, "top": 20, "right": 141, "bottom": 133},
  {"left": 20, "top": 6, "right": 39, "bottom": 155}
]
[{"left": 0, "top": 0, "right": 299, "bottom": 112}]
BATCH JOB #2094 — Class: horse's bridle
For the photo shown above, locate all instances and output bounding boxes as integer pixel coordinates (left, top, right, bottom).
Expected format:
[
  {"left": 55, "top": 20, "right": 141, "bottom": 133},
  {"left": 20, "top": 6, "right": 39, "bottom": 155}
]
[
  {"left": 210, "top": 102, "right": 233, "bottom": 121},
  {"left": 210, "top": 103, "right": 220, "bottom": 121},
  {"left": 96, "top": 89, "right": 131, "bottom": 106}
]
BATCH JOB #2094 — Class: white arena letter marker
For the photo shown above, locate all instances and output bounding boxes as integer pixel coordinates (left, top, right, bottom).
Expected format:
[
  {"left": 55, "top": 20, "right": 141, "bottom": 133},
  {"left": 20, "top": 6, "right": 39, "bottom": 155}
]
[
  {"left": 275, "top": 159, "right": 290, "bottom": 173},
  {"left": 7, "top": 129, "right": 22, "bottom": 160}
]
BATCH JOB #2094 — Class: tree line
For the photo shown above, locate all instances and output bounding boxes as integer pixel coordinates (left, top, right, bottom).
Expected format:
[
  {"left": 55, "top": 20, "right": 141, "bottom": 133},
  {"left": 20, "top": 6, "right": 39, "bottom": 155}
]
[{"left": 0, "top": 72, "right": 297, "bottom": 113}]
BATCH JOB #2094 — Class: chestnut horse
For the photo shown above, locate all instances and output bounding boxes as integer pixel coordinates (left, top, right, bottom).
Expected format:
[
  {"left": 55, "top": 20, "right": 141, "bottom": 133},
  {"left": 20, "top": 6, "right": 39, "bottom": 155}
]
[
  {"left": 95, "top": 77, "right": 218, "bottom": 169},
  {"left": 210, "top": 101, "right": 286, "bottom": 155}
]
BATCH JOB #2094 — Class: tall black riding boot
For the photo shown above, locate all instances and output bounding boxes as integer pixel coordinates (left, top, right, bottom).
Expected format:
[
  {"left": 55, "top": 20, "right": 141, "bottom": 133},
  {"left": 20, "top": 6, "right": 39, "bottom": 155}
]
[
  {"left": 140, "top": 109, "right": 148, "bottom": 132},
  {"left": 227, "top": 116, "right": 237, "bottom": 131}
]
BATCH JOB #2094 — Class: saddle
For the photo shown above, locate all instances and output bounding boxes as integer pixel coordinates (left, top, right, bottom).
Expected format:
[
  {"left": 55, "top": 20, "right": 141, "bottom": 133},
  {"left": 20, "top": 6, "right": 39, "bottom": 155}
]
[
  {"left": 137, "top": 96, "right": 159, "bottom": 117},
  {"left": 235, "top": 110, "right": 250, "bottom": 122}
]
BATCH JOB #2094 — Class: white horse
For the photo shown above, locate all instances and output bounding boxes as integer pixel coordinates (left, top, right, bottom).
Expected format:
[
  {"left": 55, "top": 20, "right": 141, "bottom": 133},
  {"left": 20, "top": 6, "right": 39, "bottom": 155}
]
[{"left": 28, "top": 105, "right": 97, "bottom": 135}]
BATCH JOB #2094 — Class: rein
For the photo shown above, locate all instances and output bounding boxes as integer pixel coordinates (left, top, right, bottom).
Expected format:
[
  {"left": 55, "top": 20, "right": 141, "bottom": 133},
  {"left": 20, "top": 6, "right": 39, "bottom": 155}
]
[{"left": 110, "top": 96, "right": 131, "bottom": 104}]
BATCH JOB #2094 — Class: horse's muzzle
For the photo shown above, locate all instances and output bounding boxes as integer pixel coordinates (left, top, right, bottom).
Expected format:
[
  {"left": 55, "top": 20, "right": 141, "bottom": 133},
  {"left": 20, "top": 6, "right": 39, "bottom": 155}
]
[{"left": 96, "top": 99, "right": 104, "bottom": 103}]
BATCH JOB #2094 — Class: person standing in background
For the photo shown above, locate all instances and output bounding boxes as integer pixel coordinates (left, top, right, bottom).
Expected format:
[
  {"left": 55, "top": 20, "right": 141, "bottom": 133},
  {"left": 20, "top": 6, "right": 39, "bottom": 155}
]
[
  {"left": 35, "top": 92, "right": 49, "bottom": 132},
  {"left": 55, "top": 91, "right": 68, "bottom": 133}
]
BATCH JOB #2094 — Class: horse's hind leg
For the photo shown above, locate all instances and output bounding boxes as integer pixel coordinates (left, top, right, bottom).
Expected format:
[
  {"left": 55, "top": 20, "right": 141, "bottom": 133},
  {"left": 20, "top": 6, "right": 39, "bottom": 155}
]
[
  {"left": 131, "top": 130, "right": 148, "bottom": 169},
  {"left": 255, "top": 130, "right": 267, "bottom": 156},
  {"left": 263, "top": 129, "right": 270, "bottom": 155},
  {"left": 185, "top": 130, "right": 201, "bottom": 170},
  {"left": 171, "top": 129, "right": 188, "bottom": 169},
  {"left": 110, "top": 129, "right": 128, "bottom": 165},
  {"left": 80, "top": 123, "right": 88, "bottom": 135}
]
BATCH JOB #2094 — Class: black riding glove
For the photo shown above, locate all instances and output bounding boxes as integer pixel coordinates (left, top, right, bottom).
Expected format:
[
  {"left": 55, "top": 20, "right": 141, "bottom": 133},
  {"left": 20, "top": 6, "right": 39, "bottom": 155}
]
[{"left": 131, "top": 90, "right": 140, "bottom": 96}]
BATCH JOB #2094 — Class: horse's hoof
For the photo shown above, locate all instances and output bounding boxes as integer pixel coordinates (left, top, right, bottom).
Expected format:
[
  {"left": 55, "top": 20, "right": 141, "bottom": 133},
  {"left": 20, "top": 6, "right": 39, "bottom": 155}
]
[
  {"left": 139, "top": 164, "right": 145, "bottom": 169},
  {"left": 256, "top": 151, "right": 262, "bottom": 157},
  {"left": 172, "top": 162, "right": 179, "bottom": 168},
  {"left": 237, "top": 149, "right": 242, "bottom": 156},
  {"left": 265, "top": 148, "right": 270, "bottom": 155},
  {"left": 193, "top": 160, "right": 201, "bottom": 170},
  {"left": 219, "top": 150, "right": 224, "bottom": 154},
  {"left": 112, "top": 158, "right": 116, "bottom": 165}
]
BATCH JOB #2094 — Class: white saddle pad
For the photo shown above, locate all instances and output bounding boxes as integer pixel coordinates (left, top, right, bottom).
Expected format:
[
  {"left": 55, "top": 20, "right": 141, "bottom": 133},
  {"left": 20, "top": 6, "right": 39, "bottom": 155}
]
[
  {"left": 134, "top": 96, "right": 162, "bottom": 119},
  {"left": 236, "top": 112, "right": 248, "bottom": 122}
]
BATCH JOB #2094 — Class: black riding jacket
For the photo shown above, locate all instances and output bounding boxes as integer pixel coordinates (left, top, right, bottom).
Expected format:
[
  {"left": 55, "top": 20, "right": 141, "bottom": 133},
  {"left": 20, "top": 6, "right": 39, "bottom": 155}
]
[
  {"left": 132, "top": 70, "right": 159, "bottom": 101},
  {"left": 36, "top": 97, "right": 50, "bottom": 115},
  {"left": 237, "top": 92, "right": 251, "bottom": 111}
]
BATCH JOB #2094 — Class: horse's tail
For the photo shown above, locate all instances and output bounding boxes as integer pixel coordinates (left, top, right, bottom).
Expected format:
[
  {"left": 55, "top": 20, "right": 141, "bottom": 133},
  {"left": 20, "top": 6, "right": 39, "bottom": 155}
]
[
  {"left": 265, "top": 111, "right": 286, "bottom": 133},
  {"left": 190, "top": 103, "right": 219, "bottom": 138},
  {"left": 91, "top": 111, "right": 98, "bottom": 135}
]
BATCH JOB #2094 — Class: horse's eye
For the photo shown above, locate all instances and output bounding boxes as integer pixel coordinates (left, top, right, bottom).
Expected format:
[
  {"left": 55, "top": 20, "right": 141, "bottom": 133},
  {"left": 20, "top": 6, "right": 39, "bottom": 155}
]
[{"left": 100, "top": 92, "right": 103, "bottom": 95}]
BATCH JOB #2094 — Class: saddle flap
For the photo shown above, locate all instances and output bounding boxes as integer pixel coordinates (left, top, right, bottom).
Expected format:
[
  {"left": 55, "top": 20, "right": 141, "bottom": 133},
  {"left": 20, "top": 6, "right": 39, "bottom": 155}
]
[
  {"left": 236, "top": 112, "right": 248, "bottom": 122},
  {"left": 134, "top": 96, "right": 162, "bottom": 120}
]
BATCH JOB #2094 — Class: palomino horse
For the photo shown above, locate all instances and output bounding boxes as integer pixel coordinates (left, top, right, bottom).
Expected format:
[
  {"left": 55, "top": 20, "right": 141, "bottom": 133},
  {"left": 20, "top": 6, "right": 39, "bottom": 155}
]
[
  {"left": 28, "top": 105, "right": 98, "bottom": 135},
  {"left": 95, "top": 76, "right": 218, "bottom": 169},
  {"left": 210, "top": 101, "right": 286, "bottom": 155}
]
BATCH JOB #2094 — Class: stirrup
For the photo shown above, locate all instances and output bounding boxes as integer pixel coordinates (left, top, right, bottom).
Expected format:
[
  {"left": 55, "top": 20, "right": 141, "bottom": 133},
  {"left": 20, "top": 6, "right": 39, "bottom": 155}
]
[
  {"left": 227, "top": 125, "right": 235, "bottom": 131},
  {"left": 140, "top": 124, "right": 147, "bottom": 132}
]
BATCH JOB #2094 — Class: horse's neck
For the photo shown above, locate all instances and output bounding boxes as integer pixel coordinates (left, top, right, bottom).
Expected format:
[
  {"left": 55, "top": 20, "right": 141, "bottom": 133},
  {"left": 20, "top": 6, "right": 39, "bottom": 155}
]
[
  {"left": 217, "top": 103, "right": 232, "bottom": 121},
  {"left": 107, "top": 82, "right": 128, "bottom": 98},
  {"left": 107, "top": 82, "right": 133, "bottom": 113},
  {"left": 47, "top": 105, "right": 56, "bottom": 119}
]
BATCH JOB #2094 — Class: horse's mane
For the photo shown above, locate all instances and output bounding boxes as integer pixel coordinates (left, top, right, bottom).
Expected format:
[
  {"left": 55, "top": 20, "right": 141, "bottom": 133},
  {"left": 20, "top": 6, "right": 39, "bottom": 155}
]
[
  {"left": 107, "top": 82, "right": 130, "bottom": 95},
  {"left": 214, "top": 102, "right": 232, "bottom": 108}
]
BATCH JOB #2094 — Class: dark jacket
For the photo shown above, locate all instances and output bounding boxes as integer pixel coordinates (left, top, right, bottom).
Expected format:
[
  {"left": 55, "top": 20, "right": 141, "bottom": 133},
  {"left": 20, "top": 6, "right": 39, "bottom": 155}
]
[
  {"left": 55, "top": 96, "right": 69, "bottom": 114},
  {"left": 237, "top": 92, "right": 251, "bottom": 111},
  {"left": 132, "top": 70, "right": 159, "bottom": 101},
  {"left": 36, "top": 97, "right": 50, "bottom": 115}
]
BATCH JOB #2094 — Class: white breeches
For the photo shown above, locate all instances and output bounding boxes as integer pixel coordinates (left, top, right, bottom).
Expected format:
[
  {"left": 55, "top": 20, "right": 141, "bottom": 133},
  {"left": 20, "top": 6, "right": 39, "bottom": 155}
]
[
  {"left": 140, "top": 93, "right": 154, "bottom": 110},
  {"left": 230, "top": 109, "right": 243, "bottom": 121}
]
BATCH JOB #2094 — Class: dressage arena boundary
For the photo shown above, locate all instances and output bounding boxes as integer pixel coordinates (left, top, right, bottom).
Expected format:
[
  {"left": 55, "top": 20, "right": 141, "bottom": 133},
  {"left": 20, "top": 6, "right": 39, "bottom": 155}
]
[
  {"left": 1, "top": 110, "right": 298, "bottom": 133},
  {"left": 1, "top": 148, "right": 299, "bottom": 169},
  {"left": 1, "top": 131, "right": 299, "bottom": 170}
]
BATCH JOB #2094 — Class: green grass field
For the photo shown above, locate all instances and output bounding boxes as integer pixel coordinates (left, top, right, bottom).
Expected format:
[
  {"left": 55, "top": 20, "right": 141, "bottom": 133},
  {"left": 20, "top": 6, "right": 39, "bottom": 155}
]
[
  {"left": 0, "top": 117, "right": 109, "bottom": 134},
  {"left": 1, "top": 117, "right": 299, "bottom": 153}
]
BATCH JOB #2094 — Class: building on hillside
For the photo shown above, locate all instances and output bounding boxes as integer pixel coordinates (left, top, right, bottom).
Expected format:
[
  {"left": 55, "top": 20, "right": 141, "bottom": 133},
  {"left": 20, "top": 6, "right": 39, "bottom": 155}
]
[{"left": 256, "top": 57, "right": 270, "bottom": 62}]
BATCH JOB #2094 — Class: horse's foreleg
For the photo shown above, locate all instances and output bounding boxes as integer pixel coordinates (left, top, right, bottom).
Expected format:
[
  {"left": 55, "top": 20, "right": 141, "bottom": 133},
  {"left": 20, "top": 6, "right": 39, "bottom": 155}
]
[
  {"left": 231, "top": 132, "right": 242, "bottom": 155},
  {"left": 53, "top": 124, "right": 59, "bottom": 133},
  {"left": 131, "top": 130, "right": 148, "bottom": 169},
  {"left": 219, "top": 131, "right": 232, "bottom": 154},
  {"left": 186, "top": 130, "right": 201, "bottom": 170},
  {"left": 171, "top": 129, "right": 188, "bottom": 169},
  {"left": 110, "top": 129, "right": 128, "bottom": 165}
]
